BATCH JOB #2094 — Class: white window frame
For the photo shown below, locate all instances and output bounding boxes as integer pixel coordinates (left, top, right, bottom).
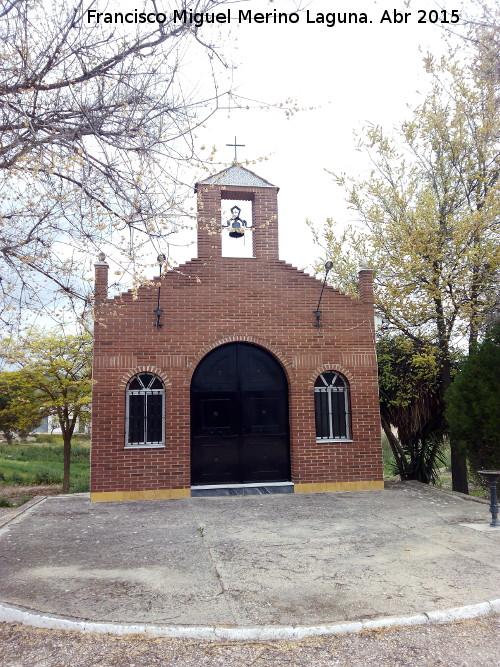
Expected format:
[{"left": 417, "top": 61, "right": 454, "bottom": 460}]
[
  {"left": 314, "top": 372, "right": 351, "bottom": 442},
  {"left": 125, "top": 374, "right": 165, "bottom": 448}
]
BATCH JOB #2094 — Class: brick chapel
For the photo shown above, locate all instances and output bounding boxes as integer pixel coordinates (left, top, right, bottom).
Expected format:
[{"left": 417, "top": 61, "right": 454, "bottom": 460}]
[{"left": 90, "top": 164, "right": 383, "bottom": 501}]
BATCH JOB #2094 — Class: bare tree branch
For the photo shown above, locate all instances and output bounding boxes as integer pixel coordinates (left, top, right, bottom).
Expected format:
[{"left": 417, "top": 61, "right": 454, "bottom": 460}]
[{"left": 0, "top": 0, "right": 252, "bottom": 326}]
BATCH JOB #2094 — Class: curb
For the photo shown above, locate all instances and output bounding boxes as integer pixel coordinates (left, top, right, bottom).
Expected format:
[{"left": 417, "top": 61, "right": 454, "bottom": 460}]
[
  {"left": 0, "top": 599, "right": 498, "bottom": 641},
  {"left": 0, "top": 493, "right": 87, "bottom": 531},
  {"left": 0, "top": 496, "right": 47, "bottom": 530}
]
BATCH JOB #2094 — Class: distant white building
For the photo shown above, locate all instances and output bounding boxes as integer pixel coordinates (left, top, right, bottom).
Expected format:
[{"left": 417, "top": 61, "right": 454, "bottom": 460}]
[{"left": 33, "top": 415, "right": 88, "bottom": 435}]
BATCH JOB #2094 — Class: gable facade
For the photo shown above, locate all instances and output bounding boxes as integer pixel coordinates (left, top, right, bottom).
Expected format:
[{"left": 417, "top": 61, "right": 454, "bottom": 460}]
[{"left": 91, "top": 166, "right": 383, "bottom": 501}]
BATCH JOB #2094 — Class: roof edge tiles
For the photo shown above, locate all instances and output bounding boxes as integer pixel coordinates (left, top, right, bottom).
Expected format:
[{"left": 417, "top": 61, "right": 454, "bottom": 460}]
[{"left": 197, "top": 164, "right": 276, "bottom": 189}]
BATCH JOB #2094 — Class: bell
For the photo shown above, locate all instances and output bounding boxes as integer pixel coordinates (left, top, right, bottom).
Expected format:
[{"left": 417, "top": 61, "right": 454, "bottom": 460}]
[{"left": 228, "top": 220, "right": 244, "bottom": 238}]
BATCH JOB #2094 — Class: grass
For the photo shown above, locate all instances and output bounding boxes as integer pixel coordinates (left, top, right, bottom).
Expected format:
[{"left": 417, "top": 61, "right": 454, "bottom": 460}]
[
  {"left": 382, "top": 435, "right": 489, "bottom": 498},
  {"left": 1, "top": 433, "right": 488, "bottom": 500},
  {"left": 0, "top": 434, "right": 90, "bottom": 494},
  {"left": 0, "top": 493, "right": 32, "bottom": 508},
  {"left": 381, "top": 434, "right": 396, "bottom": 477}
]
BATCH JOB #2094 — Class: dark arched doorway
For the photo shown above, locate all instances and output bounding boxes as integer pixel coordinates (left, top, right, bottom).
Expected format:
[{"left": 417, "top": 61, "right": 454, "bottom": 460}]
[{"left": 191, "top": 343, "right": 290, "bottom": 486}]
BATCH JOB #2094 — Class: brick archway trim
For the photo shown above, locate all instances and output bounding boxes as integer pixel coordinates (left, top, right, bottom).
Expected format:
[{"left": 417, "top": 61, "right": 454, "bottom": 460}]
[
  {"left": 187, "top": 335, "right": 295, "bottom": 383},
  {"left": 117, "top": 366, "right": 172, "bottom": 389},
  {"left": 309, "top": 363, "right": 354, "bottom": 388}
]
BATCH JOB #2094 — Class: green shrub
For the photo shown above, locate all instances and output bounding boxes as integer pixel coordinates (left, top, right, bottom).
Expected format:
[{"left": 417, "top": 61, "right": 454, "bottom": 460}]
[
  {"left": 70, "top": 445, "right": 90, "bottom": 462},
  {"left": 32, "top": 434, "right": 62, "bottom": 445},
  {"left": 71, "top": 474, "right": 90, "bottom": 493},
  {"left": 34, "top": 468, "right": 62, "bottom": 485},
  {"left": 441, "top": 445, "right": 451, "bottom": 472},
  {"left": 8, "top": 472, "right": 24, "bottom": 485},
  {"left": 0, "top": 444, "right": 89, "bottom": 464},
  {"left": 381, "top": 434, "right": 396, "bottom": 477},
  {"left": 2, "top": 444, "right": 59, "bottom": 462},
  {"left": 0, "top": 496, "right": 12, "bottom": 507},
  {"left": 72, "top": 434, "right": 91, "bottom": 445},
  {"left": 32, "top": 433, "right": 90, "bottom": 447},
  {"left": 446, "top": 325, "right": 500, "bottom": 484}
]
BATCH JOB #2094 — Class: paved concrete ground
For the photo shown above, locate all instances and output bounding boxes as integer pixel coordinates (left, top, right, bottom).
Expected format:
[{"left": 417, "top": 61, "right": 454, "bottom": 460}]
[{"left": 0, "top": 482, "right": 499, "bottom": 635}]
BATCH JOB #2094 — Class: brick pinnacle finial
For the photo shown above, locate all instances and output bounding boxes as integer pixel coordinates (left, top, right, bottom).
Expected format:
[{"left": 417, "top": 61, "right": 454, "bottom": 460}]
[
  {"left": 94, "top": 252, "right": 109, "bottom": 301},
  {"left": 358, "top": 265, "right": 374, "bottom": 303}
]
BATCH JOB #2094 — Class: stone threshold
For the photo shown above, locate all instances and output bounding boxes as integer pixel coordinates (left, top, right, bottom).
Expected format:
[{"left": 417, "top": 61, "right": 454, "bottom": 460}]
[{"left": 191, "top": 482, "right": 294, "bottom": 497}]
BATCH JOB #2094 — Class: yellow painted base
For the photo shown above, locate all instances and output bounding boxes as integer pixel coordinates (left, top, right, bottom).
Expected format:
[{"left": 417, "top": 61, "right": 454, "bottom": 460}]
[
  {"left": 91, "top": 480, "right": 384, "bottom": 502},
  {"left": 294, "top": 480, "right": 384, "bottom": 494},
  {"left": 90, "top": 488, "right": 191, "bottom": 502}
]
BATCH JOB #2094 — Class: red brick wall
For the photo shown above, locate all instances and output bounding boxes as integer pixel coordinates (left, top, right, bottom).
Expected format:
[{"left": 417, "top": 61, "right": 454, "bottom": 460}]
[{"left": 91, "top": 182, "right": 383, "bottom": 495}]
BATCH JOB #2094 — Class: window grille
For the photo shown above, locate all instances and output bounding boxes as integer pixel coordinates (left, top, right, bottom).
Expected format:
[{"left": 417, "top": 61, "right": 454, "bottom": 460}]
[
  {"left": 314, "top": 372, "right": 350, "bottom": 441},
  {"left": 126, "top": 373, "right": 165, "bottom": 447}
]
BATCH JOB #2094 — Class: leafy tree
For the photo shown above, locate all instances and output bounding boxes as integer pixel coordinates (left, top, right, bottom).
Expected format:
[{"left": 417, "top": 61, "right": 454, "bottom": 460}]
[
  {"left": 0, "top": 0, "right": 262, "bottom": 325},
  {"left": 0, "top": 371, "right": 47, "bottom": 444},
  {"left": 2, "top": 329, "right": 92, "bottom": 492},
  {"left": 311, "top": 31, "right": 500, "bottom": 493},
  {"left": 446, "top": 323, "right": 500, "bottom": 481},
  {"left": 378, "top": 336, "right": 447, "bottom": 483}
]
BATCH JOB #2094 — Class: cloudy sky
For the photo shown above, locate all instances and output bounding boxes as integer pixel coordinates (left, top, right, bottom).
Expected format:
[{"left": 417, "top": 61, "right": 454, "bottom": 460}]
[{"left": 169, "top": 0, "right": 459, "bottom": 271}]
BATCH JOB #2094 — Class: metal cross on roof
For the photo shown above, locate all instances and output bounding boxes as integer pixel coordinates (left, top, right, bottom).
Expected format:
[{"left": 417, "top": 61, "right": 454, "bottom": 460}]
[{"left": 226, "top": 136, "right": 245, "bottom": 164}]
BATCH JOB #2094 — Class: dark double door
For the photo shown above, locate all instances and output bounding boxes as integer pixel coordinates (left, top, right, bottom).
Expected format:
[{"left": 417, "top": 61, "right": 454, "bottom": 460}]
[{"left": 191, "top": 343, "right": 290, "bottom": 486}]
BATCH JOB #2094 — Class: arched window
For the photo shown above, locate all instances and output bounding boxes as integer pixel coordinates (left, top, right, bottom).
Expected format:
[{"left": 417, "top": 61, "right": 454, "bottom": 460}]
[
  {"left": 126, "top": 373, "right": 165, "bottom": 447},
  {"left": 314, "top": 371, "right": 350, "bottom": 441}
]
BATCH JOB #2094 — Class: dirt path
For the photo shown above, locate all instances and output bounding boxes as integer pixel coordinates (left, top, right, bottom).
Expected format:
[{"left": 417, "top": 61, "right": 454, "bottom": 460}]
[
  {"left": 0, "top": 484, "right": 62, "bottom": 503},
  {"left": 1, "top": 617, "right": 499, "bottom": 666}
]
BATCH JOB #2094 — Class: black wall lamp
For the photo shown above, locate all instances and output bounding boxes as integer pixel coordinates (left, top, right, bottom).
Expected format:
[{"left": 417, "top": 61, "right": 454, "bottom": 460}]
[
  {"left": 154, "top": 253, "right": 166, "bottom": 329},
  {"left": 313, "top": 260, "right": 334, "bottom": 328},
  {"left": 222, "top": 205, "right": 252, "bottom": 238}
]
